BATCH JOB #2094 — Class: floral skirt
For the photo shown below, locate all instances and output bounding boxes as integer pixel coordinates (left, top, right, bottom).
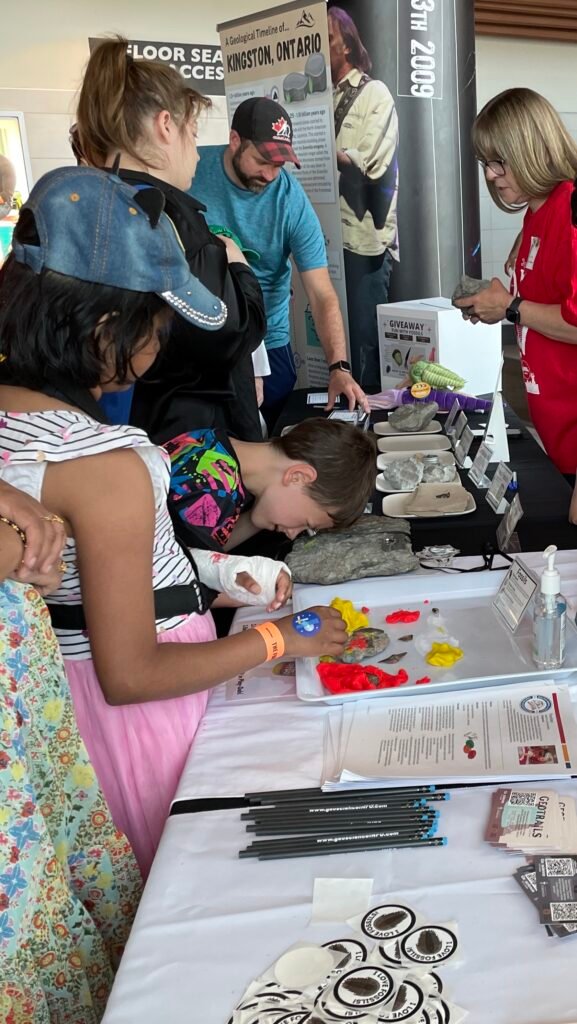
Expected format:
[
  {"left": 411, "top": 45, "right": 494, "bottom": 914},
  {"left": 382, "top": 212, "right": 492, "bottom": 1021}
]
[{"left": 0, "top": 582, "right": 141, "bottom": 1024}]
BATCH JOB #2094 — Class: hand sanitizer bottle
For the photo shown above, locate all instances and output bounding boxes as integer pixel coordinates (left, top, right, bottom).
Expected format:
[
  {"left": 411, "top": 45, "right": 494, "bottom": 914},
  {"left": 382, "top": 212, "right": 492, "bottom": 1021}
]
[{"left": 533, "top": 545, "right": 567, "bottom": 669}]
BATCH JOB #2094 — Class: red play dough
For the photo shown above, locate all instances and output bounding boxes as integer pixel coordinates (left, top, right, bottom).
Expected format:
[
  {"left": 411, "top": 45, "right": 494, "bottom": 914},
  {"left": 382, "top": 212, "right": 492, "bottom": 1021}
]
[
  {"left": 347, "top": 635, "right": 369, "bottom": 650},
  {"left": 468, "top": 750, "right": 477, "bottom": 759},
  {"left": 317, "top": 663, "right": 409, "bottom": 695},
  {"left": 416, "top": 676, "right": 432, "bottom": 685},
  {"left": 385, "top": 609, "right": 421, "bottom": 624},
  {"left": 361, "top": 606, "right": 370, "bottom": 614}
]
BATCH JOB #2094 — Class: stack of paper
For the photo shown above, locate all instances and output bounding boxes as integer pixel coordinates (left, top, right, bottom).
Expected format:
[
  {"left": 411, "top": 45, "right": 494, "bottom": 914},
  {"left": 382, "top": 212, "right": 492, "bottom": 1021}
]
[
  {"left": 485, "top": 788, "right": 577, "bottom": 854},
  {"left": 514, "top": 857, "right": 577, "bottom": 939},
  {"left": 322, "top": 683, "right": 577, "bottom": 790}
]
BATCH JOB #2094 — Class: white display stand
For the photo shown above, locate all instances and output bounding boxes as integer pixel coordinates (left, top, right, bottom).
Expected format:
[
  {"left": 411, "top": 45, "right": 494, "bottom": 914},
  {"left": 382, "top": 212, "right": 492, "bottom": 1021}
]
[
  {"left": 377, "top": 296, "right": 502, "bottom": 394},
  {"left": 484, "top": 356, "right": 510, "bottom": 464}
]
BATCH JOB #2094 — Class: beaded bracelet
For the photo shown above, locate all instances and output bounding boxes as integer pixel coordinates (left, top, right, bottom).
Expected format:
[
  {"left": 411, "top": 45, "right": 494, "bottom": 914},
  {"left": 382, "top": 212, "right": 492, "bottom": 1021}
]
[
  {"left": 0, "top": 515, "right": 26, "bottom": 548},
  {"left": 253, "top": 621, "right": 285, "bottom": 661}
]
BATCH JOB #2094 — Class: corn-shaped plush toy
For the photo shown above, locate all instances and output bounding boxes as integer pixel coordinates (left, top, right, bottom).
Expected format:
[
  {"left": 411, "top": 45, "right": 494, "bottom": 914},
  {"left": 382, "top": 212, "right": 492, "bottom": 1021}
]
[{"left": 410, "top": 361, "right": 466, "bottom": 391}]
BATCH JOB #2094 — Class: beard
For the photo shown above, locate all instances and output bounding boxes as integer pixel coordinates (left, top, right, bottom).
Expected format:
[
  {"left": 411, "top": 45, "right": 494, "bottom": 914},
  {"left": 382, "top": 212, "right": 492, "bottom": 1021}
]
[{"left": 231, "top": 149, "right": 270, "bottom": 193}]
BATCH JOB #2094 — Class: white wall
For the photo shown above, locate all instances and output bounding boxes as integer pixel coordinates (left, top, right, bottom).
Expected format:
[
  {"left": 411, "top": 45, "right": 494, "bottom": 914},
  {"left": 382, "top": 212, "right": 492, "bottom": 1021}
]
[
  {"left": 0, "top": 0, "right": 285, "bottom": 183},
  {"left": 475, "top": 36, "right": 577, "bottom": 282},
  {"left": 1, "top": 5, "right": 577, "bottom": 282}
]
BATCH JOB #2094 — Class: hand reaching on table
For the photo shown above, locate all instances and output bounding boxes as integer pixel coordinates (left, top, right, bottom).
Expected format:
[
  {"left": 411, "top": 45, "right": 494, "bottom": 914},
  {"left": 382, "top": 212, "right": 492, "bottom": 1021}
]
[{"left": 277, "top": 605, "right": 347, "bottom": 660}]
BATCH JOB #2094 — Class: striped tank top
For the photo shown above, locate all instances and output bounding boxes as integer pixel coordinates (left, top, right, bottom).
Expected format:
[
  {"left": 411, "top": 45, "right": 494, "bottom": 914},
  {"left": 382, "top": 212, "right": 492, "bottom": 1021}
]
[{"left": 0, "top": 409, "right": 199, "bottom": 659}]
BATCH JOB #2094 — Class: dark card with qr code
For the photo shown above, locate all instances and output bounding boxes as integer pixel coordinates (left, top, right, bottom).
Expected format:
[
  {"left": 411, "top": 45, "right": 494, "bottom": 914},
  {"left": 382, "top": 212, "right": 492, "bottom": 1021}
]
[
  {"left": 534, "top": 856, "right": 577, "bottom": 925},
  {"left": 513, "top": 866, "right": 553, "bottom": 935}
]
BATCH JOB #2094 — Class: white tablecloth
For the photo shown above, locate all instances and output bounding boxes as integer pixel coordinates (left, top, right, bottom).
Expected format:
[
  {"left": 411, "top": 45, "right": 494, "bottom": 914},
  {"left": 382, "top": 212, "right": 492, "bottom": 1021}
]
[{"left": 103, "top": 554, "right": 577, "bottom": 1024}]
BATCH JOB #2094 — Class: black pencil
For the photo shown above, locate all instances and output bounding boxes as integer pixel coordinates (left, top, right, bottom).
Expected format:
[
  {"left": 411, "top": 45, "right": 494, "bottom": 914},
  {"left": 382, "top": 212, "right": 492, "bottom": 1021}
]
[
  {"left": 246, "top": 785, "right": 438, "bottom": 804},
  {"left": 240, "top": 837, "right": 447, "bottom": 860},
  {"left": 241, "top": 797, "right": 432, "bottom": 819},
  {"left": 243, "top": 825, "right": 436, "bottom": 850},
  {"left": 243, "top": 804, "right": 438, "bottom": 822},
  {"left": 244, "top": 815, "right": 438, "bottom": 831}
]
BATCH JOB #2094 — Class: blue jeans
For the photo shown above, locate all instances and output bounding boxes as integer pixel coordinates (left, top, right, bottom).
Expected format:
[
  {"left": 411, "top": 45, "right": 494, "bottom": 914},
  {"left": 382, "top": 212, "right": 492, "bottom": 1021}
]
[
  {"left": 262, "top": 343, "right": 298, "bottom": 431},
  {"left": 343, "top": 249, "right": 394, "bottom": 388}
]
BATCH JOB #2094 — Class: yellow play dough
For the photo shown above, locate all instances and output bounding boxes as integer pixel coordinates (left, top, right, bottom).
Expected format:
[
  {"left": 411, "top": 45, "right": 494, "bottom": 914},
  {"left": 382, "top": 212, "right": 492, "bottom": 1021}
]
[
  {"left": 330, "top": 598, "right": 369, "bottom": 634},
  {"left": 425, "top": 642, "right": 464, "bottom": 668}
]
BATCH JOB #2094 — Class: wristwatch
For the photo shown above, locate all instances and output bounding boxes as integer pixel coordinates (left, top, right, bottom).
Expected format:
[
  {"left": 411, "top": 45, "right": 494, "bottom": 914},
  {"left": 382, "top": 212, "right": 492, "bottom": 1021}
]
[
  {"left": 328, "top": 360, "right": 352, "bottom": 373},
  {"left": 505, "top": 296, "right": 523, "bottom": 325}
]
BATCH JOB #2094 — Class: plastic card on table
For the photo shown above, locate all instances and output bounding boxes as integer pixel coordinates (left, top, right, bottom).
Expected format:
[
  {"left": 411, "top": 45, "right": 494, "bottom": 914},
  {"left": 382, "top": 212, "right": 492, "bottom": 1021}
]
[
  {"left": 454, "top": 424, "right": 474, "bottom": 468},
  {"left": 497, "top": 493, "right": 524, "bottom": 554},
  {"left": 468, "top": 441, "right": 492, "bottom": 489},
  {"left": 307, "top": 392, "right": 330, "bottom": 405},
  {"left": 486, "top": 462, "right": 513, "bottom": 514},
  {"left": 492, "top": 557, "right": 538, "bottom": 633},
  {"left": 452, "top": 411, "right": 468, "bottom": 445},
  {"left": 444, "top": 397, "right": 461, "bottom": 436}
]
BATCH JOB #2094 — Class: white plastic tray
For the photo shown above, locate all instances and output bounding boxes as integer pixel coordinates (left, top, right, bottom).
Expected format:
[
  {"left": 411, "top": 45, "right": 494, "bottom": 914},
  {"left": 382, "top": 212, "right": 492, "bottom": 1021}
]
[
  {"left": 293, "top": 572, "right": 577, "bottom": 704},
  {"left": 381, "top": 491, "right": 476, "bottom": 517},
  {"left": 377, "top": 435, "right": 452, "bottom": 454},
  {"left": 374, "top": 420, "right": 443, "bottom": 437}
]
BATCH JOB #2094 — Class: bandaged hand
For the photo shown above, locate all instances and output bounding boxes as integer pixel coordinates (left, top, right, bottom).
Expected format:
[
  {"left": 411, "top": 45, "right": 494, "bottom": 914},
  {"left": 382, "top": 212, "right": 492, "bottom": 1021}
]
[{"left": 191, "top": 549, "right": 292, "bottom": 611}]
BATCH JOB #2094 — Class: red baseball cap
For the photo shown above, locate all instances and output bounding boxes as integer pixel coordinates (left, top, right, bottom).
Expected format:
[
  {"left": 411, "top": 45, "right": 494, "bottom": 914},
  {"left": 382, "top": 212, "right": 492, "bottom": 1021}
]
[{"left": 231, "top": 98, "right": 301, "bottom": 168}]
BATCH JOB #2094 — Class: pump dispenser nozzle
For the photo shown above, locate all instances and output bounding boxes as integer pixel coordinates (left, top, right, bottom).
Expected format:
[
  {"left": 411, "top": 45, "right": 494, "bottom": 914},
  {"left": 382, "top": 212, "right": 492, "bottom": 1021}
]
[{"left": 541, "top": 545, "right": 561, "bottom": 596}]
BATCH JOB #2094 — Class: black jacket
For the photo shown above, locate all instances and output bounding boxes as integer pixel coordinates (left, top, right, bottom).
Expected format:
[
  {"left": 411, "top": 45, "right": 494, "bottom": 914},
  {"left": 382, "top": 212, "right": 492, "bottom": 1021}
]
[{"left": 121, "top": 170, "right": 266, "bottom": 443}]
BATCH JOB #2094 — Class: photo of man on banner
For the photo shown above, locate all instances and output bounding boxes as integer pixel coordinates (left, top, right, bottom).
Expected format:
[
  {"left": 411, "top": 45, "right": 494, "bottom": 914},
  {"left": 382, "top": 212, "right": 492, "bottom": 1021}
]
[{"left": 328, "top": 4, "right": 400, "bottom": 389}]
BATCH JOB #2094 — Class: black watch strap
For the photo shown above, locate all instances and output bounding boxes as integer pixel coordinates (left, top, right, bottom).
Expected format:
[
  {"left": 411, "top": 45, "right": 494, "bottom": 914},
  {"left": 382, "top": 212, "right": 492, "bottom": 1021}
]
[
  {"left": 329, "top": 360, "right": 351, "bottom": 373},
  {"left": 506, "top": 296, "right": 523, "bottom": 325}
]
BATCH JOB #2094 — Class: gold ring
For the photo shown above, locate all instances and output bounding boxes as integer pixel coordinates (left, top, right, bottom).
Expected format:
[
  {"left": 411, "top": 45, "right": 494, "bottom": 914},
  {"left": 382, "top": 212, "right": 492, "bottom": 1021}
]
[
  {"left": 42, "top": 514, "right": 65, "bottom": 525},
  {"left": 58, "top": 560, "right": 67, "bottom": 573}
]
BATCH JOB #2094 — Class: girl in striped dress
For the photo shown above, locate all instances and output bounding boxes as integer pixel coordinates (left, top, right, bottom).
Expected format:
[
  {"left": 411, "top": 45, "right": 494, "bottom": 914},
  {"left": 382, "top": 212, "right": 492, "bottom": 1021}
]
[{"left": 0, "top": 166, "right": 347, "bottom": 876}]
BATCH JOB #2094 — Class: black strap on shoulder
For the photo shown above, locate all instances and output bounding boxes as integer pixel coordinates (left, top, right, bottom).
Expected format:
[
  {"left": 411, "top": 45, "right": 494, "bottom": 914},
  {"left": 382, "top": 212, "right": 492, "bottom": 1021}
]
[{"left": 334, "top": 73, "right": 371, "bottom": 139}]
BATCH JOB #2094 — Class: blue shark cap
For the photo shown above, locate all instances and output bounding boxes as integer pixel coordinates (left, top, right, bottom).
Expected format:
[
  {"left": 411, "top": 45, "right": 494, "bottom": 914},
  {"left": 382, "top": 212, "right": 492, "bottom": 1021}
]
[{"left": 11, "top": 165, "right": 227, "bottom": 331}]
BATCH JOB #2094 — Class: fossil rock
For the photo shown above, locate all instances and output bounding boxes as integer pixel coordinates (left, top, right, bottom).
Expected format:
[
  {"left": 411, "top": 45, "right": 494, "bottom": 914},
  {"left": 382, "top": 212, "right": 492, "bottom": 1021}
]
[
  {"left": 451, "top": 273, "right": 493, "bottom": 315},
  {"left": 422, "top": 460, "right": 457, "bottom": 483},
  {"left": 381, "top": 456, "right": 423, "bottom": 491},
  {"left": 285, "top": 515, "right": 418, "bottom": 584},
  {"left": 341, "top": 627, "right": 390, "bottom": 663},
  {"left": 388, "top": 401, "right": 439, "bottom": 433}
]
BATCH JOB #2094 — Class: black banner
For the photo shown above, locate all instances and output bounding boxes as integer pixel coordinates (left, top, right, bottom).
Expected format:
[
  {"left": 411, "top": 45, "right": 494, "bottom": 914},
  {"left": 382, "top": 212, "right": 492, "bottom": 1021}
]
[{"left": 88, "top": 38, "right": 225, "bottom": 94}]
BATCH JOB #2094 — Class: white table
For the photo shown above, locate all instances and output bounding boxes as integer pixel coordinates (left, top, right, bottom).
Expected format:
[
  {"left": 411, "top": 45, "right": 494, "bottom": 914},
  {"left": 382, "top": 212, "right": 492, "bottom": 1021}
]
[{"left": 103, "top": 555, "right": 577, "bottom": 1024}]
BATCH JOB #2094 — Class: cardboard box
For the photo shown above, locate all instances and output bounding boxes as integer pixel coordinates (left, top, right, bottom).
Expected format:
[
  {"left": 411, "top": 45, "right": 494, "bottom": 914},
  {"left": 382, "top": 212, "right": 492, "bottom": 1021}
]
[{"left": 377, "top": 296, "right": 502, "bottom": 395}]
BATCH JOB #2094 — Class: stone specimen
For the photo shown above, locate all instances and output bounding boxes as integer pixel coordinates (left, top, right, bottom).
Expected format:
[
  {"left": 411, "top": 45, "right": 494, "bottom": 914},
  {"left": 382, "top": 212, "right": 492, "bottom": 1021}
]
[
  {"left": 341, "top": 627, "right": 390, "bottom": 663},
  {"left": 388, "top": 401, "right": 439, "bottom": 433},
  {"left": 286, "top": 515, "right": 418, "bottom": 584},
  {"left": 381, "top": 456, "right": 423, "bottom": 491},
  {"left": 451, "top": 273, "right": 493, "bottom": 315}
]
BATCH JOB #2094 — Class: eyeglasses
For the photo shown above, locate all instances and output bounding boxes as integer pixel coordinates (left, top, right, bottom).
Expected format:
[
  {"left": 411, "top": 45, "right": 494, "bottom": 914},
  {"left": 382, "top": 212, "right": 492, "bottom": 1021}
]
[{"left": 478, "top": 158, "right": 506, "bottom": 177}]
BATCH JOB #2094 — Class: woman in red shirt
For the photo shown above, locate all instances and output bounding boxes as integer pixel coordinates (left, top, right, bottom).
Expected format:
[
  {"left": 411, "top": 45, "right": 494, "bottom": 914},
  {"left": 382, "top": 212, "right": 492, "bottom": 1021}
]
[{"left": 454, "top": 88, "right": 577, "bottom": 494}]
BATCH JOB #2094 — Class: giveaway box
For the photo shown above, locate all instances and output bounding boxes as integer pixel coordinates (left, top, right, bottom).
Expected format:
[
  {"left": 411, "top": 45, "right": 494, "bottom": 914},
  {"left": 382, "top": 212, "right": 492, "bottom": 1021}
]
[{"left": 377, "top": 296, "right": 502, "bottom": 395}]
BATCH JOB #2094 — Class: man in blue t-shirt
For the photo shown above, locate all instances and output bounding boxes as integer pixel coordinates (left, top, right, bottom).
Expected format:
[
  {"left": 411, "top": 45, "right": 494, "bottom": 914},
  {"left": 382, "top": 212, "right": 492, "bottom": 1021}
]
[{"left": 191, "top": 97, "right": 368, "bottom": 426}]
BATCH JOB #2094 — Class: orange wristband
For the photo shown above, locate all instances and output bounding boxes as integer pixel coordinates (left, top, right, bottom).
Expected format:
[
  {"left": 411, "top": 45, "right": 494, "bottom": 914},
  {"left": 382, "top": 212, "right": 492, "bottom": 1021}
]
[{"left": 253, "top": 621, "right": 285, "bottom": 662}]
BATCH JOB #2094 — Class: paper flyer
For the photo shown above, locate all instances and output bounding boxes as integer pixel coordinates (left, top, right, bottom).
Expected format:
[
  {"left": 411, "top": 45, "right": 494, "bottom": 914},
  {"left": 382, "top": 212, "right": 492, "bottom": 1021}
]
[{"left": 328, "top": 683, "right": 577, "bottom": 787}]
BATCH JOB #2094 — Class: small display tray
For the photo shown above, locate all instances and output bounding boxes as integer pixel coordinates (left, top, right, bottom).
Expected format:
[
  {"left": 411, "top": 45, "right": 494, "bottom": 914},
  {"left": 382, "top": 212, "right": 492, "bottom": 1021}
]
[
  {"left": 377, "top": 435, "right": 452, "bottom": 454},
  {"left": 373, "top": 419, "right": 443, "bottom": 437},
  {"left": 381, "top": 491, "right": 476, "bottom": 517},
  {"left": 376, "top": 451, "right": 456, "bottom": 471},
  {"left": 292, "top": 572, "right": 577, "bottom": 704}
]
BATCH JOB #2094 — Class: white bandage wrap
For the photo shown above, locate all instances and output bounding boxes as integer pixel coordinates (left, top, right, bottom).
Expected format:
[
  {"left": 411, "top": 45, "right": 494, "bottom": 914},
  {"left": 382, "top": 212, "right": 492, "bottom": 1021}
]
[{"left": 191, "top": 549, "right": 291, "bottom": 606}]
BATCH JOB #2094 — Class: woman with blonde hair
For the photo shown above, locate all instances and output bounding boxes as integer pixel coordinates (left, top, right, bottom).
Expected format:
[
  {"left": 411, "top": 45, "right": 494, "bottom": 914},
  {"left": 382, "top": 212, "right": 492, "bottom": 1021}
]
[
  {"left": 454, "top": 88, "right": 577, "bottom": 482},
  {"left": 76, "top": 35, "right": 266, "bottom": 442}
]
